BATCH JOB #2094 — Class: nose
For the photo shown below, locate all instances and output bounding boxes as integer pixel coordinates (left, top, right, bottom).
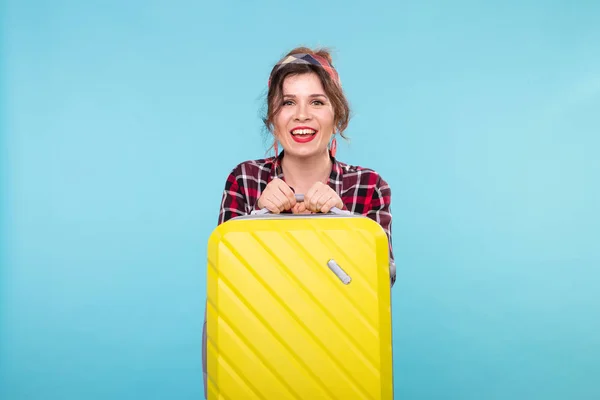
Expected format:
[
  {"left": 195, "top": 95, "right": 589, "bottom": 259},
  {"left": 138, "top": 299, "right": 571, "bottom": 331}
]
[{"left": 293, "top": 101, "right": 311, "bottom": 121}]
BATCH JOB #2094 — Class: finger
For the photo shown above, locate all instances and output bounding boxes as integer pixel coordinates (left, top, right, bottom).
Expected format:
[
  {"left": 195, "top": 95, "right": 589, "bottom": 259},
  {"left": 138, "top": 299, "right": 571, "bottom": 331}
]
[
  {"left": 264, "top": 187, "right": 286, "bottom": 212},
  {"left": 296, "top": 202, "right": 307, "bottom": 213},
  {"left": 273, "top": 190, "right": 290, "bottom": 211},
  {"left": 271, "top": 179, "right": 294, "bottom": 208},
  {"left": 304, "top": 183, "right": 321, "bottom": 212},
  {"left": 313, "top": 184, "right": 332, "bottom": 212},
  {"left": 297, "top": 202, "right": 311, "bottom": 214},
  {"left": 269, "top": 191, "right": 288, "bottom": 212},
  {"left": 318, "top": 193, "right": 333, "bottom": 213},
  {"left": 257, "top": 189, "right": 273, "bottom": 209},
  {"left": 321, "top": 196, "right": 339, "bottom": 214},
  {"left": 276, "top": 183, "right": 296, "bottom": 210},
  {"left": 264, "top": 198, "right": 281, "bottom": 214},
  {"left": 315, "top": 190, "right": 332, "bottom": 212}
]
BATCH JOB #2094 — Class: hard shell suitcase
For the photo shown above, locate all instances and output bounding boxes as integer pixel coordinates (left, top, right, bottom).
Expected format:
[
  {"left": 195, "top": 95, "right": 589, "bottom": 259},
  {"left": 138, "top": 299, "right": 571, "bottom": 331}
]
[{"left": 203, "top": 195, "right": 394, "bottom": 399}]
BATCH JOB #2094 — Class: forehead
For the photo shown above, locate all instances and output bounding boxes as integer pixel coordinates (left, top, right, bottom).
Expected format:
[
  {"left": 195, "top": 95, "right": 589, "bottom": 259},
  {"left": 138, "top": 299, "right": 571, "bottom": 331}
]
[{"left": 282, "top": 72, "right": 325, "bottom": 94}]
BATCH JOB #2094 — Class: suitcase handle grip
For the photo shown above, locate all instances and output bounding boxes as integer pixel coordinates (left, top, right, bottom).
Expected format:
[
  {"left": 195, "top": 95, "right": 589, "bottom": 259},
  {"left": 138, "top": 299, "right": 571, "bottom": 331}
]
[{"left": 251, "top": 194, "right": 352, "bottom": 216}]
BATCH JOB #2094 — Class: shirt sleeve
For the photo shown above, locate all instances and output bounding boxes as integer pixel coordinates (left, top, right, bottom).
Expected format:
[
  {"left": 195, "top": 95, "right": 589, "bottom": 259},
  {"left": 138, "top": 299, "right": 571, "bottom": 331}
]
[
  {"left": 365, "top": 175, "right": 396, "bottom": 287},
  {"left": 217, "top": 169, "right": 247, "bottom": 225}
]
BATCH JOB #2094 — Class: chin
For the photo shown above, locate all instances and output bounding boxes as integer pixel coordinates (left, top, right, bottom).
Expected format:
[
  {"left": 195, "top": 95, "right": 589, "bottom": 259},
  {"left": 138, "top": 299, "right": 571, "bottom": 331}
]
[{"left": 286, "top": 147, "right": 323, "bottom": 158}]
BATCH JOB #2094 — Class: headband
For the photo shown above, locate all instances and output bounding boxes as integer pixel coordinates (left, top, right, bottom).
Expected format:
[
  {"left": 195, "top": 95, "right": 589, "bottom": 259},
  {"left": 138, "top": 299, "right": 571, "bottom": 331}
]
[{"left": 268, "top": 53, "right": 341, "bottom": 87}]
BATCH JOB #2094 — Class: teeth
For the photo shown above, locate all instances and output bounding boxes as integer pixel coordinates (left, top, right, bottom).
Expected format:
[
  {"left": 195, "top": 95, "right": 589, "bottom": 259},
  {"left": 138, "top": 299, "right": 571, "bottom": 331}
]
[{"left": 291, "top": 129, "right": 316, "bottom": 135}]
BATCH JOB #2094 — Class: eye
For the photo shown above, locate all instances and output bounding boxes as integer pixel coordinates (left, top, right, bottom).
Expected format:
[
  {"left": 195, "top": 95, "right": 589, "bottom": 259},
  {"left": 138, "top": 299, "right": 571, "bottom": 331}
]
[
  {"left": 283, "top": 100, "right": 294, "bottom": 106},
  {"left": 312, "top": 100, "right": 325, "bottom": 106}
]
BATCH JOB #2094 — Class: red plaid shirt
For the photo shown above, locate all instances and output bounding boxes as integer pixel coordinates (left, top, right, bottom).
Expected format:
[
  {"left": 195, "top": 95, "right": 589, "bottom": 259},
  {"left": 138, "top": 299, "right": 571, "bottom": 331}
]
[{"left": 217, "top": 151, "right": 396, "bottom": 284}]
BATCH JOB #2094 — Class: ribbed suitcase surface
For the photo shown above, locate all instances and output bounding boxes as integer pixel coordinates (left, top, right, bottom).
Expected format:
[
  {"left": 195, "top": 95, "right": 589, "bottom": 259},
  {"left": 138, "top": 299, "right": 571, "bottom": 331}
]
[{"left": 206, "top": 214, "right": 393, "bottom": 400}]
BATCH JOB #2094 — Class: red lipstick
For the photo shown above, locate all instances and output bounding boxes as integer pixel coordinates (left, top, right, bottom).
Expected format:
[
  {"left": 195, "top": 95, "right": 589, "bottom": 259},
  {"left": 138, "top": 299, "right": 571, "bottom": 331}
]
[{"left": 290, "top": 126, "right": 318, "bottom": 143}]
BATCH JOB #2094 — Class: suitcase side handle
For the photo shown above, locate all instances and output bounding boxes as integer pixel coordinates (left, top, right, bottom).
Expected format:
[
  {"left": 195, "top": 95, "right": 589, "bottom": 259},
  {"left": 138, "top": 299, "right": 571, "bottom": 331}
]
[{"left": 251, "top": 194, "right": 353, "bottom": 216}]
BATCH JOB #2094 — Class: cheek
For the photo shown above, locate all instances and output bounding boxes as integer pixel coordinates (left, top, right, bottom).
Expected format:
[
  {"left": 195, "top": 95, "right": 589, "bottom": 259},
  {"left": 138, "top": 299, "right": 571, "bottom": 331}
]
[
  {"left": 318, "top": 110, "right": 335, "bottom": 129},
  {"left": 274, "top": 110, "right": 292, "bottom": 129}
]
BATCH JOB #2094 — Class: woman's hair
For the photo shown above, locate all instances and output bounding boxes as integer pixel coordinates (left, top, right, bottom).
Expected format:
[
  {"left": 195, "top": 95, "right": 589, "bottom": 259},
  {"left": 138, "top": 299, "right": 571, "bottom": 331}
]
[{"left": 262, "top": 47, "right": 351, "bottom": 143}]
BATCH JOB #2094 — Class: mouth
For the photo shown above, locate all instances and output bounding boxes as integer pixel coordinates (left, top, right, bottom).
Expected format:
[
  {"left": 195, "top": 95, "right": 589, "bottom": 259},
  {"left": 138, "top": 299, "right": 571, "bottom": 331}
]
[{"left": 290, "top": 127, "right": 317, "bottom": 143}]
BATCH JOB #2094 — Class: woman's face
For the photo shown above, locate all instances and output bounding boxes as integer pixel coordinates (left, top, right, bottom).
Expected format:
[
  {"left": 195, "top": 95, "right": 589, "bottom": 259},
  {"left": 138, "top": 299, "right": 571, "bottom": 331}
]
[{"left": 273, "top": 72, "right": 335, "bottom": 159}]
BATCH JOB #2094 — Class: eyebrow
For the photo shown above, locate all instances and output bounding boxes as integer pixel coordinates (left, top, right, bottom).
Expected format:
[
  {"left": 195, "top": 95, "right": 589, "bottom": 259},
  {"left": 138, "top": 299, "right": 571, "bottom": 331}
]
[{"left": 283, "top": 94, "right": 328, "bottom": 98}]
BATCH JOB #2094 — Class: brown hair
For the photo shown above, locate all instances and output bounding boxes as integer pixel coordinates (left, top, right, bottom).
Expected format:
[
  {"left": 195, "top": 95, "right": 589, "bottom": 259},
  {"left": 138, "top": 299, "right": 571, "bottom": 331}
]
[{"left": 262, "top": 47, "right": 351, "bottom": 145}]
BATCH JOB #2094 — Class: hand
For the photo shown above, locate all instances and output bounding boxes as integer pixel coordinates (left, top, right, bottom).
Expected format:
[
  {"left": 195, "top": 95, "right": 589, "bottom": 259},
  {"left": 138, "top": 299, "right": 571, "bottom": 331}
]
[
  {"left": 256, "top": 178, "right": 297, "bottom": 214},
  {"left": 303, "top": 182, "right": 344, "bottom": 213},
  {"left": 291, "top": 202, "right": 313, "bottom": 214}
]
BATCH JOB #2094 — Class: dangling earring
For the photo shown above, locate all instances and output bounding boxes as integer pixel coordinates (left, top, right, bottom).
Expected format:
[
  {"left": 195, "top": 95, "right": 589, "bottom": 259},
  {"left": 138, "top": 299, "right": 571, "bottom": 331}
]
[
  {"left": 273, "top": 140, "right": 279, "bottom": 158},
  {"left": 330, "top": 136, "right": 337, "bottom": 158}
]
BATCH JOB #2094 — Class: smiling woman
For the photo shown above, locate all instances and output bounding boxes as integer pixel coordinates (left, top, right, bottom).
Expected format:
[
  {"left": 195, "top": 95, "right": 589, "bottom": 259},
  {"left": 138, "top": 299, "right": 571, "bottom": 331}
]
[
  {"left": 203, "top": 46, "right": 397, "bottom": 399},
  {"left": 218, "top": 47, "right": 394, "bottom": 239}
]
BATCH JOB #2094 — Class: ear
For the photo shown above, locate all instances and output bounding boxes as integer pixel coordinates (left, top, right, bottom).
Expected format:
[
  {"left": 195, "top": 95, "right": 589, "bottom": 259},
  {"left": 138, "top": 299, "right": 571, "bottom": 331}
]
[{"left": 329, "top": 134, "right": 337, "bottom": 157}]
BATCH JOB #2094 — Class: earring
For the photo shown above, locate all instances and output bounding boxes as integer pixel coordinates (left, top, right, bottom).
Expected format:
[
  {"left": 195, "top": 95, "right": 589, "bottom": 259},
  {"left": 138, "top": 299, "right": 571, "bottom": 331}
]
[
  {"left": 330, "top": 136, "right": 337, "bottom": 158},
  {"left": 273, "top": 140, "right": 279, "bottom": 158}
]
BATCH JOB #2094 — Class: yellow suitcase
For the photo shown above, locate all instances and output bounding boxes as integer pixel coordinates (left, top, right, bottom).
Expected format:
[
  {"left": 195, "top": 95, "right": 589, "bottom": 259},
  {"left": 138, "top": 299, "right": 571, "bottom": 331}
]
[{"left": 203, "top": 196, "right": 394, "bottom": 399}]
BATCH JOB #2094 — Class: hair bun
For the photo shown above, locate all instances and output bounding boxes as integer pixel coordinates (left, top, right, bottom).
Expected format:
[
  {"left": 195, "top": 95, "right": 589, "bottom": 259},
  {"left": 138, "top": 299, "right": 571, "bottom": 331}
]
[{"left": 314, "top": 50, "right": 334, "bottom": 65}]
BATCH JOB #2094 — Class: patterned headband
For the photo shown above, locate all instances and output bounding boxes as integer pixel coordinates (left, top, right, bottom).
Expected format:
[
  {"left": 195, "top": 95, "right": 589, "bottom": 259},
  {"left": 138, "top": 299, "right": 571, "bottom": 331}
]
[{"left": 268, "top": 53, "right": 341, "bottom": 87}]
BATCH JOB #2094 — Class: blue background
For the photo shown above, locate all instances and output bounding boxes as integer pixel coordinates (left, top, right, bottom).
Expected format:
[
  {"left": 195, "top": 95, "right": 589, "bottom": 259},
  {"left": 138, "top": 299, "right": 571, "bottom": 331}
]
[{"left": 1, "top": 0, "right": 599, "bottom": 399}]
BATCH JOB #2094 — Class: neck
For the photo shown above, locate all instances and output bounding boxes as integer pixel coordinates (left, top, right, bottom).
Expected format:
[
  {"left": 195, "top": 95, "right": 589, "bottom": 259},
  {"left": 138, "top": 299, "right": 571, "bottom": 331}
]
[{"left": 281, "top": 150, "right": 332, "bottom": 192}]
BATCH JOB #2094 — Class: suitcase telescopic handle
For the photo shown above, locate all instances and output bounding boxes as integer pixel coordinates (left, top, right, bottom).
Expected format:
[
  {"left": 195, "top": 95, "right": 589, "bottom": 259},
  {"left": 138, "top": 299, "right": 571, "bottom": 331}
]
[{"left": 251, "top": 194, "right": 352, "bottom": 216}]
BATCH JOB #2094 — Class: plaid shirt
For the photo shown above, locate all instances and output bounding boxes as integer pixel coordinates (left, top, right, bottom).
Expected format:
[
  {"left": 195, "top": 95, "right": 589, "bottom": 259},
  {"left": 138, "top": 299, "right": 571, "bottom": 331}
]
[{"left": 217, "top": 151, "right": 396, "bottom": 284}]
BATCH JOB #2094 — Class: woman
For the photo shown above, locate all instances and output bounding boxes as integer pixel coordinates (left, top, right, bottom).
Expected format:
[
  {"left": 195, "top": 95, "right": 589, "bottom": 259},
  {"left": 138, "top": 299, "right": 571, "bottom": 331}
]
[
  {"left": 217, "top": 47, "right": 396, "bottom": 281},
  {"left": 203, "top": 47, "right": 396, "bottom": 398}
]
